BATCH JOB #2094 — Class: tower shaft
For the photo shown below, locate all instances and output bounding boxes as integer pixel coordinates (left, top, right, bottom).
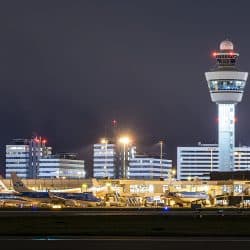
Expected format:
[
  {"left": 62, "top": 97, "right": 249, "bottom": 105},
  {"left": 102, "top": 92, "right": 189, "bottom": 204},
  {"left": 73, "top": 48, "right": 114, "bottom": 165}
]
[{"left": 218, "top": 104, "right": 235, "bottom": 171}]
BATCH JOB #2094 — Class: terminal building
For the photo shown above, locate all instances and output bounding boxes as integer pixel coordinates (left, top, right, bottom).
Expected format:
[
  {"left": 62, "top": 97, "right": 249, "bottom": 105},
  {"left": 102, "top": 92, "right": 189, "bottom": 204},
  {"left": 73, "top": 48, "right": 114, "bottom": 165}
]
[
  {"left": 5, "top": 137, "right": 85, "bottom": 179},
  {"left": 1, "top": 176, "right": 250, "bottom": 207},
  {"left": 177, "top": 143, "right": 250, "bottom": 180}
]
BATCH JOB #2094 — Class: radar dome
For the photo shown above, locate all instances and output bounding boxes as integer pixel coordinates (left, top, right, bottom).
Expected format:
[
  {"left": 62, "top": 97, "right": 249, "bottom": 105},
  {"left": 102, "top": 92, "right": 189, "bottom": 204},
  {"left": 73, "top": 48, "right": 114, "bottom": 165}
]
[{"left": 220, "top": 40, "right": 234, "bottom": 50}]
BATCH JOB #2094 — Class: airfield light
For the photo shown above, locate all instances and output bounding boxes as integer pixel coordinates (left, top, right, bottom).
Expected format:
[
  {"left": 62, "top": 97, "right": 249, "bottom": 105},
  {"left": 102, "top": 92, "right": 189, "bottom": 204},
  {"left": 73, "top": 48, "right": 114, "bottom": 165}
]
[
  {"left": 82, "top": 183, "right": 87, "bottom": 192},
  {"left": 52, "top": 204, "right": 62, "bottom": 209},
  {"left": 101, "top": 138, "right": 108, "bottom": 144},
  {"left": 105, "top": 182, "right": 111, "bottom": 187},
  {"left": 163, "top": 206, "right": 169, "bottom": 211},
  {"left": 34, "top": 138, "right": 40, "bottom": 143},
  {"left": 118, "top": 136, "right": 131, "bottom": 145}
]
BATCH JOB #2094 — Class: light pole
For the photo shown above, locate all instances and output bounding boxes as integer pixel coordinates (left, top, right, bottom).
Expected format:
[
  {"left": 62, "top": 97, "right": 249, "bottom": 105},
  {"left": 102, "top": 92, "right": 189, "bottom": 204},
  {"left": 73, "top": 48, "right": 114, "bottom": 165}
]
[
  {"left": 159, "top": 141, "right": 163, "bottom": 180},
  {"left": 169, "top": 168, "right": 176, "bottom": 188},
  {"left": 208, "top": 147, "right": 213, "bottom": 172},
  {"left": 118, "top": 137, "right": 130, "bottom": 179},
  {"left": 101, "top": 138, "right": 108, "bottom": 178},
  {"left": 171, "top": 169, "right": 176, "bottom": 180}
]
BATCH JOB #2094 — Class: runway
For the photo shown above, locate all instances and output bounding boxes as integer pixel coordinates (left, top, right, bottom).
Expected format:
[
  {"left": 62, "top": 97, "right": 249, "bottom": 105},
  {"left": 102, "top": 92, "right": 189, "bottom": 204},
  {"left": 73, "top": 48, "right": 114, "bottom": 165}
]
[
  {"left": 1, "top": 237, "right": 250, "bottom": 250},
  {"left": 0, "top": 209, "right": 249, "bottom": 238},
  {"left": 0, "top": 208, "right": 248, "bottom": 217}
]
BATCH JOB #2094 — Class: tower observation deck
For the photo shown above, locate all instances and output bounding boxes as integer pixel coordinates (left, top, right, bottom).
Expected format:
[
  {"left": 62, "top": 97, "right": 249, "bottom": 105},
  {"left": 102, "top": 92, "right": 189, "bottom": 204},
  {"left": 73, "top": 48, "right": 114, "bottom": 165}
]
[{"left": 205, "top": 40, "right": 248, "bottom": 172}]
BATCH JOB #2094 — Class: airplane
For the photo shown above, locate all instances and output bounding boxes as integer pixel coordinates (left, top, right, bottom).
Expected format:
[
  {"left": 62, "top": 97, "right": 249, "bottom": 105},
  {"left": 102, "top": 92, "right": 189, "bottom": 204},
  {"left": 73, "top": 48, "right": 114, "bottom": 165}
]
[
  {"left": 165, "top": 191, "right": 210, "bottom": 206},
  {"left": 11, "top": 172, "right": 101, "bottom": 207},
  {"left": 12, "top": 174, "right": 61, "bottom": 206},
  {"left": 0, "top": 179, "right": 31, "bottom": 207},
  {"left": 49, "top": 192, "right": 102, "bottom": 207},
  {"left": 0, "top": 193, "right": 32, "bottom": 207}
]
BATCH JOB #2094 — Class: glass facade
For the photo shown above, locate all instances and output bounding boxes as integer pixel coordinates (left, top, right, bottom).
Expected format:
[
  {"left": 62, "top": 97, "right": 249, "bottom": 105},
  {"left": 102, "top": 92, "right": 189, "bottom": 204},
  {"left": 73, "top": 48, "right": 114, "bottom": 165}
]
[
  {"left": 5, "top": 140, "right": 84, "bottom": 179},
  {"left": 128, "top": 157, "right": 172, "bottom": 180},
  {"left": 209, "top": 80, "right": 245, "bottom": 91},
  {"left": 177, "top": 146, "right": 250, "bottom": 180},
  {"left": 39, "top": 158, "right": 85, "bottom": 179}
]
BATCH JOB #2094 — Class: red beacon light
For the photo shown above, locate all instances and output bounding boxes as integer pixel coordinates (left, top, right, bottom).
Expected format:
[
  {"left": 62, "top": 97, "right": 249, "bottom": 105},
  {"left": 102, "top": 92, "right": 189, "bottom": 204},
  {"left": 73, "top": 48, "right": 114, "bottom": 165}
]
[
  {"left": 34, "top": 137, "right": 40, "bottom": 143},
  {"left": 212, "top": 52, "right": 217, "bottom": 57},
  {"left": 42, "top": 139, "right": 47, "bottom": 144}
]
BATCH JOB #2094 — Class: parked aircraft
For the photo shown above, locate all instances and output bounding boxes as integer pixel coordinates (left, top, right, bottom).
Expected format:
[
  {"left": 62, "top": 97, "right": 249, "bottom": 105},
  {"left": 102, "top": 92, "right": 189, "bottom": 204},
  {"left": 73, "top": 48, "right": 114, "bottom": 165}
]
[
  {"left": 0, "top": 193, "right": 32, "bottom": 207},
  {"left": 166, "top": 191, "right": 210, "bottom": 206},
  {"left": 11, "top": 173, "right": 101, "bottom": 207}
]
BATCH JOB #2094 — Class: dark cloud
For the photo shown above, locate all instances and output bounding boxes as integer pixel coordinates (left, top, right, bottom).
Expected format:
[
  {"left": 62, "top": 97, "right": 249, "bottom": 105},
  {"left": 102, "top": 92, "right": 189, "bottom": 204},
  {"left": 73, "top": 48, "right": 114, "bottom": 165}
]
[{"left": 0, "top": 0, "right": 250, "bottom": 176}]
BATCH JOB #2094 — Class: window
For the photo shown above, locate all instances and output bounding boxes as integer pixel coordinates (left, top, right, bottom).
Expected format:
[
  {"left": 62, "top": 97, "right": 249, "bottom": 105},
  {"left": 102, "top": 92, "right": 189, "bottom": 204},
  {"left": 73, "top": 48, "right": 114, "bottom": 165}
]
[{"left": 209, "top": 80, "right": 245, "bottom": 91}]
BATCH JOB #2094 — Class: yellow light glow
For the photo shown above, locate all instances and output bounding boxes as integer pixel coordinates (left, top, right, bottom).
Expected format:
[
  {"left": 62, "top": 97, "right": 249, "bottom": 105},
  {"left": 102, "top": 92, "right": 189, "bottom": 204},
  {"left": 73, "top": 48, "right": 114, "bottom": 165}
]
[
  {"left": 101, "top": 138, "right": 108, "bottom": 144},
  {"left": 171, "top": 169, "right": 176, "bottom": 175},
  {"left": 235, "top": 152, "right": 242, "bottom": 156},
  {"left": 51, "top": 204, "right": 62, "bottom": 209},
  {"left": 119, "top": 136, "right": 131, "bottom": 145},
  {"left": 105, "top": 182, "right": 111, "bottom": 187}
]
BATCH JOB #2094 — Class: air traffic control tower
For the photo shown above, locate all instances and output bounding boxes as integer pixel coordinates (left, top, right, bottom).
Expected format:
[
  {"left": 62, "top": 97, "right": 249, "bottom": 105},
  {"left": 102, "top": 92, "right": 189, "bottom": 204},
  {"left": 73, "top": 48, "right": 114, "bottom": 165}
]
[{"left": 205, "top": 40, "right": 248, "bottom": 171}]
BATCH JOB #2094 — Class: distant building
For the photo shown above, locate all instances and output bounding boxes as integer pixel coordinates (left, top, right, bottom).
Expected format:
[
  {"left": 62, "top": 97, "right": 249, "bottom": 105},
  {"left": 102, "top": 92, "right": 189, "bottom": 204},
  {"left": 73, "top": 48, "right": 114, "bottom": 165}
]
[
  {"left": 5, "top": 138, "right": 85, "bottom": 179},
  {"left": 129, "top": 155, "right": 172, "bottom": 180},
  {"left": 5, "top": 138, "right": 51, "bottom": 178},
  {"left": 39, "top": 153, "right": 85, "bottom": 179},
  {"left": 177, "top": 143, "right": 250, "bottom": 180},
  {"left": 93, "top": 138, "right": 136, "bottom": 179},
  {"left": 93, "top": 138, "right": 173, "bottom": 180},
  {"left": 93, "top": 142, "right": 117, "bottom": 179},
  {"left": 116, "top": 139, "right": 136, "bottom": 179}
]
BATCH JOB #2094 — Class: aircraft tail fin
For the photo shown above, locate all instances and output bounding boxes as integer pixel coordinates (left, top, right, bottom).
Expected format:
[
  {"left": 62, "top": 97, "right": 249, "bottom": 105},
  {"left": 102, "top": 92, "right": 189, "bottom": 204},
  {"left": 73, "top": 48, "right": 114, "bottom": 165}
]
[
  {"left": 0, "top": 179, "right": 9, "bottom": 192},
  {"left": 11, "top": 172, "right": 32, "bottom": 193}
]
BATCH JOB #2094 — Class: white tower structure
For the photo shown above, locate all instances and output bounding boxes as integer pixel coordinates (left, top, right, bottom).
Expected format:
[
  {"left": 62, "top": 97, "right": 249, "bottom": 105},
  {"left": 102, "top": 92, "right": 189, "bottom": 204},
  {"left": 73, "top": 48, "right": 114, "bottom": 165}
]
[{"left": 205, "top": 40, "right": 248, "bottom": 171}]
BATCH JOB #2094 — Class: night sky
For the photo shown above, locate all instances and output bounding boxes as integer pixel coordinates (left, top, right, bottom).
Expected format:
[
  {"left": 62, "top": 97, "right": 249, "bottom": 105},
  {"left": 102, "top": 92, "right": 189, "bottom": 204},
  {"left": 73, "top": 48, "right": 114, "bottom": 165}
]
[{"left": 1, "top": 0, "right": 250, "bottom": 177}]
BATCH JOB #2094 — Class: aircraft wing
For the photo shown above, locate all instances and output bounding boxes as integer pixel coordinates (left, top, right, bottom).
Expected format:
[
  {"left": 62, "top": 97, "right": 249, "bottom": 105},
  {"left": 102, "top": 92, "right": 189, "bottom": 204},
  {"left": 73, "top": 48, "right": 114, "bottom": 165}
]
[{"left": 48, "top": 191, "right": 67, "bottom": 202}]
